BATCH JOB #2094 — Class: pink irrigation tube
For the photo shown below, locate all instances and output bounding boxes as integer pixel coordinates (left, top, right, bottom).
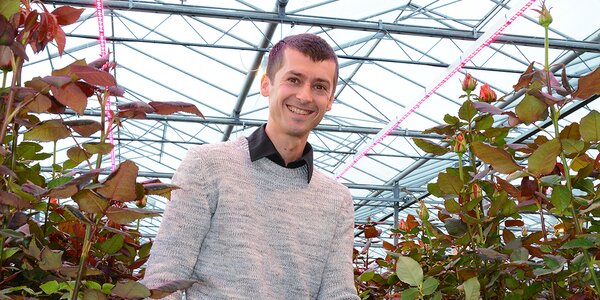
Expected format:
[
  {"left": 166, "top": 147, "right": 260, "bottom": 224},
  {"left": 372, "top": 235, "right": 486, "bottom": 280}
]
[
  {"left": 335, "top": 0, "right": 538, "bottom": 180},
  {"left": 94, "top": 0, "right": 116, "bottom": 171}
]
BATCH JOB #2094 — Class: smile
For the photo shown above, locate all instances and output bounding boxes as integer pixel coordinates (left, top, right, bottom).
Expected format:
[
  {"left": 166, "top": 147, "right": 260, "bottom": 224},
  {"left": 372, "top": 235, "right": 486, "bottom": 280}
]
[{"left": 287, "top": 105, "right": 312, "bottom": 115}]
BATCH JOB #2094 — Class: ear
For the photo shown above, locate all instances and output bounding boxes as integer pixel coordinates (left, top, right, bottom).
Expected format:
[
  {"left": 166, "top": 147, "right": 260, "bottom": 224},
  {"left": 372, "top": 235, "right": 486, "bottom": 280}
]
[{"left": 260, "top": 74, "right": 270, "bottom": 97}]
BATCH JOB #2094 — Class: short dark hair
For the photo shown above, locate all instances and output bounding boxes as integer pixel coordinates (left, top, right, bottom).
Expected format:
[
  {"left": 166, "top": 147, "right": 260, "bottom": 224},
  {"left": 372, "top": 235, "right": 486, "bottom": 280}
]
[{"left": 266, "top": 33, "right": 339, "bottom": 94}]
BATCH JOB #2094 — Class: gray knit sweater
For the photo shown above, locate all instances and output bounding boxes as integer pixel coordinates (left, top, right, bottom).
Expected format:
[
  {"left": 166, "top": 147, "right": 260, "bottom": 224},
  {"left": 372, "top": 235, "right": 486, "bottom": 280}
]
[{"left": 143, "top": 137, "right": 359, "bottom": 299}]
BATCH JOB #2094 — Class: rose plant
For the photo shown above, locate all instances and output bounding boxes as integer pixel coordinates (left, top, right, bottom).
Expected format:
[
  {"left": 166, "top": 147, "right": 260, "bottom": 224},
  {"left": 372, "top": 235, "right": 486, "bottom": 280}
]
[
  {"left": 354, "top": 2, "right": 600, "bottom": 299},
  {"left": 0, "top": 1, "right": 201, "bottom": 298}
]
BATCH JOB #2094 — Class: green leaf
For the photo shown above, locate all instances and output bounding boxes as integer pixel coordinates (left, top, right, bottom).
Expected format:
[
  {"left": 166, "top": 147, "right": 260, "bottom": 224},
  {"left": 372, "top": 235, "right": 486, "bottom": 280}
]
[
  {"left": 413, "top": 138, "right": 449, "bottom": 155},
  {"left": 97, "top": 160, "right": 139, "bottom": 202},
  {"left": 443, "top": 114, "right": 459, "bottom": 125},
  {"left": 437, "top": 172, "right": 463, "bottom": 196},
  {"left": 40, "top": 281, "right": 60, "bottom": 294},
  {"left": 540, "top": 174, "right": 562, "bottom": 186},
  {"left": 85, "top": 281, "right": 102, "bottom": 290},
  {"left": 444, "top": 198, "right": 461, "bottom": 213},
  {"left": 100, "top": 234, "right": 124, "bottom": 255},
  {"left": 0, "top": 0, "right": 19, "bottom": 20},
  {"left": 47, "top": 176, "right": 74, "bottom": 189},
  {"left": 422, "top": 277, "right": 439, "bottom": 295},
  {"left": 528, "top": 139, "right": 561, "bottom": 177},
  {"left": 82, "top": 142, "right": 113, "bottom": 155},
  {"left": 24, "top": 120, "right": 71, "bottom": 142},
  {"left": 101, "top": 283, "right": 115, "bottom": 294},
  {"left": 463, "top": 277, "right": 480, "bottom": 300},
  {"left": 551, "top": 185, "right": 570, "bottom": 213},
  {"left": 395, "top": 256, "right": 423, "bottom": 286},
  {"left": 0, "top": 229, "right": 24, "bottom": 239},
  {"left": 401, "top": 287, "right": 419, "bottom": 300},
  {"left": 1, "top": 247, "right": 19, "bottom": 261},
  {"left": 510, "top": 247, "right": 529, "bottom": 262},
  {"left": 515, "top": 93, "right": 548, "bottom": 124},
  {"left": 580, "top": 110, "right": 600, "bottom": 142},
  {"left": 111, "top": 280, "right": 150, "bottom": 299},
  {"left": 561, "top": 238, "right": 594, "bottom": 249},
  {"left": 561, "top": 139, "right": 584, "bottom": 156},
  {"left": 39, "top": 247, "right": 63, "bottom": 271},
  {"left": 459, "top": 100, "right": 477, "bottom": 122},
  {"left": 72, "top": 189, "right": 109, "bottom": 214},
  {"left": 444, "top": 218, "right": 467, "bottom": 237},
  {"left": 475, "top": 114, "right": 494, "bottom": 130},
  {"left": 543, "top": 255, "right": 566, "bottom": 271},
  {"left": 105, "top": 207, "right": 160, "bottom": 225},
  {"left": 471, "top": 141, "right": 521, "bottom": 174}
]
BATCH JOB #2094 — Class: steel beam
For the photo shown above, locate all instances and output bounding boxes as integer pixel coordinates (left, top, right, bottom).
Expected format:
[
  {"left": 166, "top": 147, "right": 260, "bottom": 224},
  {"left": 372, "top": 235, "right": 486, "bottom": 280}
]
[{"left": 52, "top": 0, "right": 600, "bottom": 52}]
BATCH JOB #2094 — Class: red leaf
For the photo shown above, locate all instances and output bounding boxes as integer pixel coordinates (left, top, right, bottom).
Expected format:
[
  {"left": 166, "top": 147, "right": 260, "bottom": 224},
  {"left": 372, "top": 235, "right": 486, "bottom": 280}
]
[
  {"left": 54, "top": 26, "right": 66, "bottom": 56},
  {"left": 472, "top": 101, "right": 504, "bottom": 115},
  {"left": 51, "top": 6, "right": 84, "bottom": 26},
  {"left": 149, "top": 101, "right": 204, "bottom": 118},
  {"left": 70, "top": 64, "right": 116, "bottom": 86},
  {"left": 572, "top": 67, "right": 600, "bottom": 100},
  {"left": 504, "top": 220, "right": 525, "bottom": 227},
  {"left": 50, "top": 82, "right": 88, "bottom": 115},
  {"left": 42, "top": 75, "right": 72, "bottom": 88}
]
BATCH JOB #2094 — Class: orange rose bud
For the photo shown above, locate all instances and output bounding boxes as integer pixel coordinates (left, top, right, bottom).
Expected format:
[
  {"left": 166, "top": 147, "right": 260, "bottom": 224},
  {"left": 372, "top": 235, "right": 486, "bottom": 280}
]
[
  {"left": 461, "top": 73, "right": 477, "bottom": 94},
  {"left": 453, "top": 133, "right": 467, "bottom": 154},
  {"left": 478, "top": 83, "right": 497, "bottom": 103}
]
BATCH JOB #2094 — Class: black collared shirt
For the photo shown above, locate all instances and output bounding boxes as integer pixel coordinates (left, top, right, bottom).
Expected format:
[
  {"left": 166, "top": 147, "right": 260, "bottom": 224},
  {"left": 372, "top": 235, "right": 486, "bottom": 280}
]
[{"left": 246, "top": 124, "right": 314, "bottom": 183}]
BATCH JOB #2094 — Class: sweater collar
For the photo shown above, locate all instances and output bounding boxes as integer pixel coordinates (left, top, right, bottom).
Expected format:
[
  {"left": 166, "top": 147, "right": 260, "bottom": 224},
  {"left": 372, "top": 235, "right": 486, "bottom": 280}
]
[{"left": 246, "top": 124, "right": 313, "bottom": 183}]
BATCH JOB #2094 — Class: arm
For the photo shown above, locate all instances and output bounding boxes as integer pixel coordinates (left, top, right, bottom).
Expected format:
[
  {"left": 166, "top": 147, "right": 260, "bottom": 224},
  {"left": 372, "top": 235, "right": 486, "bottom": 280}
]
[
  {"left": 317, "top": 192, "right": 360, "bottom": 300},
  {"left": 142, "top": 147, "right": 214, "bottom": 299}
]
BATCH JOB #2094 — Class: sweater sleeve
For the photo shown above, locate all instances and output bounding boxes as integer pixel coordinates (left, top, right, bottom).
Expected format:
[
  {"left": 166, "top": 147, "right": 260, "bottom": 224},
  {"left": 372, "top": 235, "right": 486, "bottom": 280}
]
[
  {"left": 317, "top": 191, "right": 360, "bottom": 300},
  {"left": 142, "top": 147, "right": 214, "bottom": 299}
]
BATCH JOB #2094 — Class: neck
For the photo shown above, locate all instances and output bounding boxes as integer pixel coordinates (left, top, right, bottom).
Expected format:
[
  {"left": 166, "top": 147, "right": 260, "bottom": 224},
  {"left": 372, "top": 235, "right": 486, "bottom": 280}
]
[{"left": 265, "top": 126, "right": 308, "bottom": 165}]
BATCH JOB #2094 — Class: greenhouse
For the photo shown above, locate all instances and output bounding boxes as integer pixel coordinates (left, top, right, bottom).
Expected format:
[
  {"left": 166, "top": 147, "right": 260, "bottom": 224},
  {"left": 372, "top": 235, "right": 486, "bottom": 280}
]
[{"left": 1, "top": 0, "right": 600, "bottom": 298}]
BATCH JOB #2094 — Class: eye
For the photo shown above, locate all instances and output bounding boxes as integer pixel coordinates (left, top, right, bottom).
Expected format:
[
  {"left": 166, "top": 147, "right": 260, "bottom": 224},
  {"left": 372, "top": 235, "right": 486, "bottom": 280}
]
[
  {"left": 287, "top": 77, "right": 299, "bottom": 84},
  {"left": 314, "top": 84, "right": 328, "bottom": 91}
]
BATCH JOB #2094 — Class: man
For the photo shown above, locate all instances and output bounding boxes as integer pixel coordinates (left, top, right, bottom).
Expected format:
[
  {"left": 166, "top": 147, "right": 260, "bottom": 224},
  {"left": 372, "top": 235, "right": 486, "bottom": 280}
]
[{"left": 143, "top": 33, "right": 358, "bottom": 299}]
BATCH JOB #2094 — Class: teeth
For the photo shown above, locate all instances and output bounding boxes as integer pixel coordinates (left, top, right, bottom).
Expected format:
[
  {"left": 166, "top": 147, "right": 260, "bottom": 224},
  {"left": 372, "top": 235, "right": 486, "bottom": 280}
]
[{"left": 287, "top": 105, "right": 311, "bottom": 115}]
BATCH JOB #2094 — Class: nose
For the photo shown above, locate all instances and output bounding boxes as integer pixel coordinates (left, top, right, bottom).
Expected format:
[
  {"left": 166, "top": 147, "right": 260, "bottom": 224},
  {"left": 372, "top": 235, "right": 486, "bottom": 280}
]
[{"left": 296, "top": 83, "right": 312, "bottom": 103}]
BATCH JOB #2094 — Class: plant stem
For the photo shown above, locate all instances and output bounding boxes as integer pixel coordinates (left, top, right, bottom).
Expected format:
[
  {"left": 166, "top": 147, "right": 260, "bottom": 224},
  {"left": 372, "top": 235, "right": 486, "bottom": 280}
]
[
  {"left": 2, "top": 70, "right": 6, "bottom": 88},
  {"left": 72, "top": 223, "right": 93, "bottom": 300},
  {"left": 0, "top": 58, "right": 22, "bottom": 145},
  {"left": 544, "top": 20, "right": 600, "bottom": 294}
]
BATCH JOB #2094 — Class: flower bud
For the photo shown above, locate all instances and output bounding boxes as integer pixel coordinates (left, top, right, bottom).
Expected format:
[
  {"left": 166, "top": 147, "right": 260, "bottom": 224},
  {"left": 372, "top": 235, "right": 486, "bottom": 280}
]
[
  {"left": 418, "top": 200, "right": 429, "bottom": 221},
  {"left": 453, "top": 133, "right": 467, "bottom": 154},
  {"left": 136, "top": 196, "right": 147, "bottom": 208},
  {"left": 471, "top": 183, "right": 482, "bottom": 200},
  {"left": 534, "top": 3, "right": 553, "bottom": 28},
  {"left": 0, "top": 46, "right": 12, "bottom": 71},
  {"left": 461, "top": 73, "right": 477, "bottom": 94},
  {"left": 478, "top": 83, "right": 497, "bottom": 103}
]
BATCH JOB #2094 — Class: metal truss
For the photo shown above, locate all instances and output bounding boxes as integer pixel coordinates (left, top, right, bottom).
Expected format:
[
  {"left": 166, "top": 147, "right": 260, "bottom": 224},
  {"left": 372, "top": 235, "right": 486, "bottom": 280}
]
[{"left": 26, "top": 0, "right": 600, "bottom": 244}]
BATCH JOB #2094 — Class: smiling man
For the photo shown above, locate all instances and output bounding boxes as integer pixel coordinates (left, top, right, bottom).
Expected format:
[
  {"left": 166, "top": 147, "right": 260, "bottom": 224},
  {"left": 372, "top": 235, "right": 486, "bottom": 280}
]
[{"left": 144, "top": 33, "right": 359, "bottom": 300}]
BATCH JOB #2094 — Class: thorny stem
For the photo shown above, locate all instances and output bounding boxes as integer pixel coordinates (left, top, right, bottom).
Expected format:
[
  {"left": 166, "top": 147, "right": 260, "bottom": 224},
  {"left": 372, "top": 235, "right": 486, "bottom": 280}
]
[
  {"left": 544, "top": 22, "right": 600, "bottom": 294},
  {"left": 72, "top": 223, "right": 93, "bottom": 300}
]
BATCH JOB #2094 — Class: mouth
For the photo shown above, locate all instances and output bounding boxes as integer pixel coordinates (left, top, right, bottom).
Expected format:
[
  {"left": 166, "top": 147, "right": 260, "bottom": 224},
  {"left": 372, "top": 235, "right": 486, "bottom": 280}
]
[{"left": 287, "top": 105, "right": 312, "bottom": 115}]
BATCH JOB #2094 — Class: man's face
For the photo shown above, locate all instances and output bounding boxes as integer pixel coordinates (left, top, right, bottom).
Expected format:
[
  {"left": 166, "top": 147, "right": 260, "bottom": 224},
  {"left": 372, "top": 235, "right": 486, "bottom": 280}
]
[{"left": 261, "top": 48, "right": 336, "bottom": 140}]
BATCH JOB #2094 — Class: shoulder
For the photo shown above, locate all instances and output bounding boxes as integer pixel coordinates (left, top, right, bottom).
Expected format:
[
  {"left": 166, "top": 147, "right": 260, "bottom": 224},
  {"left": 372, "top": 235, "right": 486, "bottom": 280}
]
[
  {"left": 311, "top": 169, "right": 351, "bottom": 199},
  {"left": 184, "top": 137, "right": 248, "bottom": 162}
]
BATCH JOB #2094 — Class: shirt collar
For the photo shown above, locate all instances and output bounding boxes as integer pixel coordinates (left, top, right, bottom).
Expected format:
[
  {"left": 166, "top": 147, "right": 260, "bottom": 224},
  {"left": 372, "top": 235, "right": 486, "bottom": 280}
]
[{"left": 247, "top": 124, "right": 314, "bottom": 183}]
